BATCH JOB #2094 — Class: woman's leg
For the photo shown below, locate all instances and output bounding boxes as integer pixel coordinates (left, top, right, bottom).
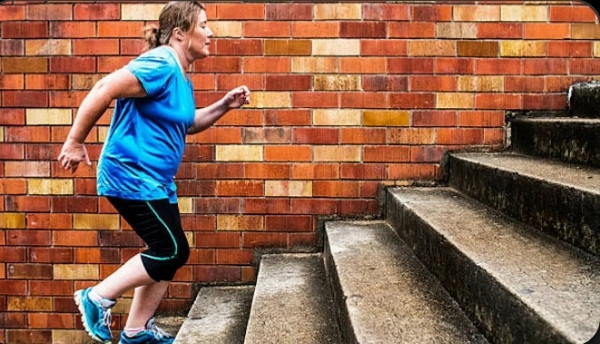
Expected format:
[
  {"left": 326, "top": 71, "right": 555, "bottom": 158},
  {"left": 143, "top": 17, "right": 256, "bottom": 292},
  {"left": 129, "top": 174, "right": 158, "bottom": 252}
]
[
  {"left": 92, "top": 254, "right": 155, "bottom": 300},
  {"left": 126, "top": 280, "right": 170, "bottom": 329}
]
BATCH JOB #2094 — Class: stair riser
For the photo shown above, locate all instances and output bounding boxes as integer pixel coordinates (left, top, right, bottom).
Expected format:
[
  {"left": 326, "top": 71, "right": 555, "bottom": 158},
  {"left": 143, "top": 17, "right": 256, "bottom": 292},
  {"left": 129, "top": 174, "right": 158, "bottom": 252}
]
[
  {"left": 448, "top": 156, "right": 600, "bottom": 256},
  {"left": 323, "top": 236, "right": 359, "bottom": 344},
  {"left": 511, "top": 120, "right": 600, "bottom": 167},
  {"left": 568, "top": 82, "right": 600, "bottom": 118},
  {"left": 386, "top": 194, "right": 569, "bottom": 344}
]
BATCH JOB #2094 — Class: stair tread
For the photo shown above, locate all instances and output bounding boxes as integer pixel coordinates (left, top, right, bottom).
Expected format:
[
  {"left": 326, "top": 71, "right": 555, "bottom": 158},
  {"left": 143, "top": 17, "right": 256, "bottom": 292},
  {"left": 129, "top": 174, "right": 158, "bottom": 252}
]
[
  {"left": 512, "top": 117, "right": 600, "bottom": 124},
  {"left": 326, "top": 220, "right": 488, "bottom": 343},
  {"left": 174, "top": 286, "right": 254, "bottom": 344},
  {"left": 244, "top": 253, "right": 341, "bottom": 344},
  {"left": 452, "top": 152, "right": 600, "bottom": 194},
  {"left": 389, "top": 187, "right": 600, "bottom": 342}
]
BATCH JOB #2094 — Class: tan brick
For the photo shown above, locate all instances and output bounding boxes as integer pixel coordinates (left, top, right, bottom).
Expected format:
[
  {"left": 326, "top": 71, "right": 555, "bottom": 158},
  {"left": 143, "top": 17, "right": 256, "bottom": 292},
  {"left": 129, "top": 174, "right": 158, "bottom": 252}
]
[
  {"left": 409, "top": 40, "right": 455, "bottom": 56},
  {"left": 54, "top": 264, "right": 98, "bottom": 280},
  {"left": 211, "top": 21, "right": 243, "bottom": 38},
  {"left": 572, "top": 24, "right": 600, "bottom": 40},
  {"left": 73, "top": 214, "right": 120, "bottom": 230},
  {"left": 26, "top": 109, "right": 72, "bottom": 125},
  {"left": 5, "top": 161, "right": 50, "bottom": 177},
  {"left": 0, "top": 213, "right": 26, "bottom": 229},
  {"left": 248, "top": 92, "right": 291, "bottom": 108},
  {"left": 112, "top": 297, "right": 133, "bottom": 314},
  {"left": 389, "top": 128, "right": 436, "bottom": 145},
  {"left": 313, "top": 39, "right": 360, "bottom": 56},
  {"left": 457, "top": 41, "right": 499, "bottom": 57},
  {"left": 0, "top": 127, "right": 3, "bottom": 142},
  {"left": 501, "top": 5, "right": 548, "bottom": 22},
  {"left": 265, "top": 180, "right": 312, "bottom": 197},
  {"left": 7, "top": 297, "right": 52, "bottom": 311},
  {"left": 265, "top": 40, "right": 311, "bottom": 56},
  {"left": 52, "top": 330, "right": 91, "bottom": 344},
  {"left": 217, "top": 215, "right": 264, "bottom": 231},
  {"left": 314, "top": 75, "right": 360, "bottom": 91},
  {"left": 216, "top": 145, "right": 263, "bottom": 161},
  {"left": 500, "top": 40, "right": 546, "bottom": 57},
  {"left": 28, "top": 179, "right": 73, "bottom": 195},
  {"left": 2, "top": 57, "right": 48, "bottom": 73},
  {"left": 437, "top": 93, "right": 475, "bottom": 109},
  {"left": 185, "top": 232, "right": 194, "bottom": 248},
  {"left": 436, "top": 23, "right": 478, "bottom": 39},
  {"left": 314, "top": 146, "right": 361, "bottom": 162},
  {"left": 178, "top": 197, "right": 193, "bottom": 214},
  {"left": 363, "top": 110, "right": 409, "bottom": 127},
  {"left": 121, "top": 3, "right": 163, "bottom": 20},
  {"left": 291, "top": 57, "right": 338, "bottom": 73},
  {"left": 595, "top": 42, "right": 600, "bottom": 57},
  {"left": 314, "top": 4, "right": 361, "bottom": 20},
  {"left": 458, "top": 76, "right": 503, "bottom": 92},
  {"left": 26, "top": 39, "right": 71, "bottom": 56},
  {"left": 313, "top": 109, "right": 361, "bottom": 126},
  {"left": 454, "top": 5, "right": 500, "bottom": 21},
  {"left": 98, "top": 126, "right": 109, "bottom": 143},
  {"left": 72, "top": 74, "right": 104, "bottom": 90}
]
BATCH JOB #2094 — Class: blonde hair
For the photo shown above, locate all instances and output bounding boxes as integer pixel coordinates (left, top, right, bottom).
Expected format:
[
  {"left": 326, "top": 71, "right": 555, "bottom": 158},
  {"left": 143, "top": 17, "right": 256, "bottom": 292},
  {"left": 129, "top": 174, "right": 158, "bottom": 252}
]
[{"left": 143, "top": 1, "right": 205, "bottom": 50}]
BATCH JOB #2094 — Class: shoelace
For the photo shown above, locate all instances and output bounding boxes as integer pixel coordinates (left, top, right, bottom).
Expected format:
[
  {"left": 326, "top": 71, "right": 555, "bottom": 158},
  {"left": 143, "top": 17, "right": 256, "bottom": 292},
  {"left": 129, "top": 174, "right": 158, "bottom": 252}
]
[{"left": 101, "top": 308, "right": 112, "bottom": 328}]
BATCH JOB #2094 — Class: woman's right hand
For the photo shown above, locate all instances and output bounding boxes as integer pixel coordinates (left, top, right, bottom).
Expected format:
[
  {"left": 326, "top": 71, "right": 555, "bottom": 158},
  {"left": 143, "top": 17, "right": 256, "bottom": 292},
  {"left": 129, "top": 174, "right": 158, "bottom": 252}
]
[{"left": 58, "top": 138, "right": 91, "bottom": 173}]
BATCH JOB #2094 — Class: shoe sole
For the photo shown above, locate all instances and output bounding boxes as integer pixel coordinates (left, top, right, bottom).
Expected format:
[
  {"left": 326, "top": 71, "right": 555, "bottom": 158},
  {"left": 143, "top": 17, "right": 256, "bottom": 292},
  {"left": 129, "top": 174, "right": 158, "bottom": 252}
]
[{"left": 74, "top": 290, "right": 112, "bottom": 344}]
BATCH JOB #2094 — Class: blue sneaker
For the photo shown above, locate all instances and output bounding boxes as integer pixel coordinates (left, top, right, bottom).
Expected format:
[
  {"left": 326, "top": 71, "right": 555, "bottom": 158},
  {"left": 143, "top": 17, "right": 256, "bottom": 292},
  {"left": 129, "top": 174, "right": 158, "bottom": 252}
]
[
  {"left": 74, "top": 288, "right": 115, "bottom": 343},
  {"left": 118, "top": 318, "right": 175, "bottom": 344}
]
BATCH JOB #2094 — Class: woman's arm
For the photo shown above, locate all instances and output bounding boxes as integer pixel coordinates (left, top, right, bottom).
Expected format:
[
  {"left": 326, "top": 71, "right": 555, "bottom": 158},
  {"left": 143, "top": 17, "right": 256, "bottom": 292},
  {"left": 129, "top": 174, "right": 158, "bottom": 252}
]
[
  {"left": 187, "top": 85, "right": 250, "bottom": 135},
  {"left": 58, "top": 68, "right": 146, "bottom": 172}
]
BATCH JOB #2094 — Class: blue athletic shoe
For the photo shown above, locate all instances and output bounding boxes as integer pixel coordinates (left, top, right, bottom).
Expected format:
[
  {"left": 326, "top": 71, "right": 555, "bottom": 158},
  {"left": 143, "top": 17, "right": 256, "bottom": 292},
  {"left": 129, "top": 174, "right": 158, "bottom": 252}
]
[
  {"left": 74, "top": 288, "right": 115, "bottom": 343},
  {"left": 118, "top": 318, "right": 175, "bottom": 344}
]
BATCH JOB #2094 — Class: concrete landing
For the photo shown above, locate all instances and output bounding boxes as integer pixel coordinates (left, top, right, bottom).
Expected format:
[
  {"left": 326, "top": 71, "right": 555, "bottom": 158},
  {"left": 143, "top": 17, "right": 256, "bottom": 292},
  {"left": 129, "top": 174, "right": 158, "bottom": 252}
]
[{"left": 325, "top": 221, "right": 488, "bottom": 344}]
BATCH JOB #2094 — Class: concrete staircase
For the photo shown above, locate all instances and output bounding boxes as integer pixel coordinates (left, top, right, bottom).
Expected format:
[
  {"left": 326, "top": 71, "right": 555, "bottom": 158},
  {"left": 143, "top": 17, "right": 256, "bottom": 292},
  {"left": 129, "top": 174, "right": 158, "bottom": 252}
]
[{"left": 173, "top": 83, "right": 600, "bottom": 343}]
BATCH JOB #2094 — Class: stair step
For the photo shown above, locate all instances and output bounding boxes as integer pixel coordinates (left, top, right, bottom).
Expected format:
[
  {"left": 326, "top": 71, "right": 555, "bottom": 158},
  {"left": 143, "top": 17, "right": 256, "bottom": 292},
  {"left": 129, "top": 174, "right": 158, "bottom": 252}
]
[
  {"left": 387, "top": 187, "right": 600, "bottom": 344},
  {"left": 173, "top": 286, "right": 254, "bottom": 344},
  {"left": 244, "top": 254, "right": 341, "bottom": 344},
  {"left": 449, "top": 152, "right": 600, "bottom": 255},
  {"left": 511, "top": 117, "right": 600, "bottom": 167},
  {"left": 567, "top": 81, "right": 600, "bottom": 118},
  {"left": 325, "top": 220, "right": 488, "bottom": 344}
]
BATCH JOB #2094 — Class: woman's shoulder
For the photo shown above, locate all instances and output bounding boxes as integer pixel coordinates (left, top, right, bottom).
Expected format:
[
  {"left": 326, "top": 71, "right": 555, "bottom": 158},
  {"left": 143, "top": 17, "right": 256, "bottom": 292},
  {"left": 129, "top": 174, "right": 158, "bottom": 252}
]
[{"left": 135, "top": 46, "right": 178, "bottom": 67}]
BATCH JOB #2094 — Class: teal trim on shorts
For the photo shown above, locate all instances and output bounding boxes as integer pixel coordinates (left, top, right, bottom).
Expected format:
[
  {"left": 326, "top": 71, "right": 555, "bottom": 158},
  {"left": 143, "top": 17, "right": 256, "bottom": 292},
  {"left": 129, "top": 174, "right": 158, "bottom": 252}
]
[{"left": 140, "top": 201, "right": 178, "bottom": 261}]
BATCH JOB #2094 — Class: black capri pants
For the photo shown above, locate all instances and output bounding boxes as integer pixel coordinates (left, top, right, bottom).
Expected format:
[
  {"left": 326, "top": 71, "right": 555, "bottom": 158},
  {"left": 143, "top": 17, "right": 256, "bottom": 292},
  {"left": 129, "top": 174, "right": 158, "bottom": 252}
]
[{"left": 107, "top": 197, "right": 190, "bottom": 282}]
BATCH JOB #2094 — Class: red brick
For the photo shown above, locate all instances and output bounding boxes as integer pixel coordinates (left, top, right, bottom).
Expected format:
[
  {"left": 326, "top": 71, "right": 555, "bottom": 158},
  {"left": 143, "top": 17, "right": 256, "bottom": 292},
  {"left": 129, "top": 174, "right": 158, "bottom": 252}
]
[
  {"left": 244, "top": 198, "right": 289, "bottom": 214},
  {"left": 195, "top": 57, "right": 242, "bottom": 73},
  {"left": 215, "top": 109, "right": 263, "bottom": 127},
  {"left": 437, "top": 128, "right": 484, "bottom": 145},
  {"left": 216, "top": 3, "right": 264, "bottom": 19},
  {"left": 194, "top": 266, "right": 241, "bottom": 283},
  {"left": 245, "top": 163, "right": 291, "bottom": 179},
  {"left": 547, "top": 41, "right": 592, "bottom": 57},
  {"left": 388, "top": 22, "right": 435, "bottom": 38},
  {"left": 550, "top": 5, "right": 597, "bottom": 22},
  {"left": 266, "top": 75, "right": 311, "bottom": 91},
  {"left": 524, "top": 23, "right": 570, "bottom": 39},
  {"left": 53, "top": 231, "right": 98, "bottom": 247},
  {"left": 121, "top": 38, "right": 147, "bottom": 56},
  {"left": 51, "top": 196, "right": 97, "bottom": 213},
  {"left": 475, "top": 93, "right": 522, "bottom": 110},
  {"left": 29, "top": 313, "right": 74, "bottom": 329},
  {"left": 313, "top": 181, "right": 360, "bottom": 198},
  {"left": 293, "top": 92, "right": 339, "bottom": 108},
  {"left": 265, "top": 215, "right": 312, "bottom": 232},
  {"left": 175, "top": 180, "right": 215, "bottom": 197},
  {"left": 25, "top": 74, "right": 69, "bottom": 90},
  {"left": 0, "top": 178, "right": 27, "bottom": 194},
  {"left": 338, "top": 199, "right": 379, "bottom": 215},
  {"left": 341, "top": 57, "right": 386, "bottom": 74},
  {"left": 364, "top": 146, "right": 411, "bottom": 162},
  {"left": 389, "top": 93, "right": 434, "bottom": 109},
  {"left": 267, "top": 4, "right": 312, "bottom": 20},
  {"left": 195, "top": 197, "right": 243, "bottom": 214},
  {"left": 168, "top": 282, "right": 193, "bottom": 299},
  {"left": 0, "top": 75, "right": 24, "bottom": 90},
  {"left": 363, "top": 3, "right": 410, "bottom": 20},
  {"left": 2, "top": 57, "right": 48, "bottom": 74},
  {"left": 484, "top": 128, "right": 505, "bottom": 145},
  {"left": 361, "top": 39, "right": 407, "bottom": 56},
  {"left": 340, "top": 128, "right": 386, "bottom": 144},
  {"left": 5, "top": 196, "right": 49, "bottom": 212},
  {"left": 362, "top": 75, "right": 408, "bottom": 92},
  {"left": 243, "top": 57, "right": 290, "bottom": 73},
  {"left": 191, "top": 127, "right": 241, "bottom": 144},
  {"left": 1, "top": 21, "right": 48, "bottom": 38},
  {"left": 27, "top": 4, "right": 71, "bottom": 20},
  {"left": 195, "top": 232, "right": 240, "bottom": 248},
  {"left": 195, "top": 163, "right": 244, "bottom": 180},
  {"left": 49, "top": 90, "right": 87, "bottom": 107},
  {"left": 291, "top": 163, "right": 339, "bottom": 180},
  {"left": 73, "top": 39, "right": 119, "bottom": 55},
  {"left": 411, "top": 146, "right": 444, "bottom": 163},
  {"left": 340, "top": 22, "right": 386, "bottom": 38},
  {"left": 411, "top": 76, "right": 457, "bottom": 91},
  {"left": 215, "top": 39, "right": 263, "bottom": 56},
  {"left": 435, "top": 58, "right": 474, "bottom": 74},
  {"left": 293, "top": 128, "right": 339, "bottom": 144},
  {"left": 388, "top": 57, "right": 434, "bottom": 74},
  {"left": 1, "top": 39, "right": 25, "bottom": 56},
  {"left": 289, "top": 232, "right": 318, "bottom": 249},
  {"left": 5, "top": 127, "right": 49, "bottom": 142},
  {"left": 217, "top": 180, "right": 263, "bottom": 197},
  {"left": 505, "top": 76, "right": 545, "bottom": 92},
  {"left": 98, "top": 231, "right": 144, "bottom": 248},
  {"left": 265, "top": 145, "right": 312, "bottom": 162},
  {"left": 570, "top": 59, "right": 600, "bottom": 75},
  {"left": 478, "top": 23, "right": 523, "bottom": 39},
  {"left": 412, "top": 110, "right": 457, "bottom": 127},
  {"left": 98, "top": 21, "right": 145, "bottom": 38},
  {"left": 340, "top": 164, "right": 386, "bottom": 180},
  {"left": 0, "top": 280, "right": 27, "bottom": 295},
  {"left": 412, "top": 5, "right": 452, "bottom": 21},
  {"left": 98, "top": 56, "right": 133, "bottom": 73},
  {"left": 187, "top": 249, "right": 215, "bottom": 265},
  {"left": 216, "top": 249, "right": 253, "bottom": 265},
  {"left": 50, "top": 21, "right": 96, "bottom": 38},
  {"left": 458, "top": 111, "right": 505, "bottom": 127},
  {"left": 265, "top": 109, "right": 311, "bottom": 126},
  {"left": 292, "top": 22, "right": 339, "bottom": 38},
  {"left": 522, "top": 93, "right": 565, "bottom": 110},
  {"left": 545, "top": 76, "right": 587, "bottom": 93},
  {"left": 0, "top": 5, "right": 25, "bottom": 21},
  {"left": 6, "top": 263, "right": 52, "bottom": 279},
  {"left": 243, "top": 233, "right": 288, "bottom": 248},
  {"left": 74, "top": 3, "right": 120, "bottom": 20},
  {"left": 0, "top": 247, "right": 27, "bottom": 263},
  {"left": 523, "top": 58, "right": 568, "bottom": 75},
  {"left": 50, "top": 57, "right": 96, "bottom": 73},
  {"left": 474, "top": 58, "right": 521, "bottom": 75},
  {"left": 216, "top": 74, "right": 262, "bottom": 91},
  {"left": 290, "top": 198, "right": 337, "bottom": 215},
  {"left": 26, "top": 214, "right": 72, "bottom": 230},
  {"left": 341, "top": 92, "right": 389, "bottom": 109},
  {"left": 244, "top": 22, "right": 290, "bottom": 37}
]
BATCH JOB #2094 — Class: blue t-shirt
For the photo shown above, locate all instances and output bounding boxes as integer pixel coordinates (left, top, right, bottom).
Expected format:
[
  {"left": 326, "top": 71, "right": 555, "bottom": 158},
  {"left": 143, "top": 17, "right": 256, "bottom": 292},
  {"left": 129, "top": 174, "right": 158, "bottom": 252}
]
[{"left": 97, "top": 46, "right": 195, "bottom": 203}]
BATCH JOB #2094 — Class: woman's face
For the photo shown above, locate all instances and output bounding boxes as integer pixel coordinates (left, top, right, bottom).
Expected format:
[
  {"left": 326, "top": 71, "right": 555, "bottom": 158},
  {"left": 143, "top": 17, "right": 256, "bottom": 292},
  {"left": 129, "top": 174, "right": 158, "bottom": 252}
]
[{"left": 187, "top": 10, "right": 213, "bottom": 59}]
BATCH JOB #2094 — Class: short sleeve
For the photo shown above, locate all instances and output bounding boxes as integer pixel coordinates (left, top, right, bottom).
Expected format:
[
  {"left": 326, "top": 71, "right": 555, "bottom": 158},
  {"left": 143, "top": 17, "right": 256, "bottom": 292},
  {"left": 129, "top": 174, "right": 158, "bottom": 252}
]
[{"left": 125, "top": 51, "right": 176, "bottom": 98}]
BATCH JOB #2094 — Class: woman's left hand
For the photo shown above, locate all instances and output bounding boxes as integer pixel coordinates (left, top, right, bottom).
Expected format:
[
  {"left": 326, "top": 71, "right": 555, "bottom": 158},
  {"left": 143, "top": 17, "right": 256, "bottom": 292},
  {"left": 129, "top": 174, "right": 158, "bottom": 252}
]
[{"left": 223, "top": 85, "right": 250, "bottom": 109}]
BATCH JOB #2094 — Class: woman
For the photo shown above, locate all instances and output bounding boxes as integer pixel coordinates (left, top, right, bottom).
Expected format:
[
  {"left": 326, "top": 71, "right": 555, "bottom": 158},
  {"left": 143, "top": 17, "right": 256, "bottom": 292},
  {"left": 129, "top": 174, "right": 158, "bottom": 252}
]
[{"left": 57, "top": 2, "right": 250, "bottom": 343}]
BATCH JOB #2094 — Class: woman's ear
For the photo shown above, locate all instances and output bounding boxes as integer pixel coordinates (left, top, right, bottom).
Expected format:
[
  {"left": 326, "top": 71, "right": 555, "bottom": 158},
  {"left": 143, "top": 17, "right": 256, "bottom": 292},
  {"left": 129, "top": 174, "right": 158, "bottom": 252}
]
[{"left": 172, "top": 27, "right": 185, "bottom": 42}]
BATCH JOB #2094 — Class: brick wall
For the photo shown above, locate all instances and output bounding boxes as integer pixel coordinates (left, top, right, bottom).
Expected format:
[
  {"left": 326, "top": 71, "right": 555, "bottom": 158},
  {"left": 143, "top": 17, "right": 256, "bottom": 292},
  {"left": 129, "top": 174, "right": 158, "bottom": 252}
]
[{"left": 0, "top": 1, "right": 599, "bottom": 341}]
